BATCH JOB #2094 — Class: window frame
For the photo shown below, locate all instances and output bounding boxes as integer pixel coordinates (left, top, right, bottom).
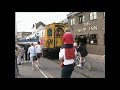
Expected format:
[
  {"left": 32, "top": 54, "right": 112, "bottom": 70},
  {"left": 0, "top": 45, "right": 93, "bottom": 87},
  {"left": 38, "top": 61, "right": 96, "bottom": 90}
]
[
  {"left": 79, "top": 15, "right": 85, "bottom": 23},
  {"left": 90, "top": 12, "right": 97, "bottom": 20},
  {"left": 70, "top": 19, "right": 73, "bottom": 25},
  {"left": 70, "top": 18, "right": 75, "bottom": 25},
  {"left": 89, "top": 34, "right": 98, "bottom": 45},
  {"left": 47, "top": 29, "right": 52, "bottom": 36}
]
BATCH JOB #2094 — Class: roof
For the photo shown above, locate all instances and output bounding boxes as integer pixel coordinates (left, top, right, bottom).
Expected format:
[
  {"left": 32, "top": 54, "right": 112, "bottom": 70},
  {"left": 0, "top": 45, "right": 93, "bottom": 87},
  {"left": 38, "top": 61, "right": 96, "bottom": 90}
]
[
  {"left": 59, "top": 18, "right": 68, "bottom": 24},
  {"left": 35, "top": 21, "right": 46, "bottom": 29},
  {"left": 67, "top": 12, "right": 81, "bottom": 17}
]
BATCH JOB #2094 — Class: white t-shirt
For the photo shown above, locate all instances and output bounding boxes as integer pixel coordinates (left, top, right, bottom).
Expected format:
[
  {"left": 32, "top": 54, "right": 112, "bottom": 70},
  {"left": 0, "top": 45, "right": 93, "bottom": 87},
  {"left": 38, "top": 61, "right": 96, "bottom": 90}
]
[
  {"left": 35, "top": 44, "right": 42, "bottom": 53},
  {"left": 27, "top": 46, "right": 35, "bottom": 55},
  {"left": 59, "top": 48, "right": 77, "bottom": 65}
]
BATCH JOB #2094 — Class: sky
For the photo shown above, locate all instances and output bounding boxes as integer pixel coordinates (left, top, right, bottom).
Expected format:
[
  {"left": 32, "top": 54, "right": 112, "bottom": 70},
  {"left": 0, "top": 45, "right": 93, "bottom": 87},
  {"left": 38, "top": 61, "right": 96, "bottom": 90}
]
[{"left": 15, "top": 12, "right": 69, "bottom": 32}]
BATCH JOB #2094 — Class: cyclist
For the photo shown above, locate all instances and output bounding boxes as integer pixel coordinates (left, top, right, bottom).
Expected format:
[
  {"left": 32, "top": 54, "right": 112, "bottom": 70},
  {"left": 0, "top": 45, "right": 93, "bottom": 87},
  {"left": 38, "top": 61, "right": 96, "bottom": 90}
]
[
  {"left": 76, "top": 43, "right": 88, "bottom": 67},
  {"left": 73, "top": 40, "right": 78, "bottom": 50}
]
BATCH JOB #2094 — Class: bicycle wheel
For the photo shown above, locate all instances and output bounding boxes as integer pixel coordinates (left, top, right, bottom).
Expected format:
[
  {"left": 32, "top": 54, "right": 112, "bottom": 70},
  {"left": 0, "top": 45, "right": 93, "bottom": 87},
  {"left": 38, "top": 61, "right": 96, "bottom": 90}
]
[{"left": 82, "top": 60, "right": 92, "bottom": 71}]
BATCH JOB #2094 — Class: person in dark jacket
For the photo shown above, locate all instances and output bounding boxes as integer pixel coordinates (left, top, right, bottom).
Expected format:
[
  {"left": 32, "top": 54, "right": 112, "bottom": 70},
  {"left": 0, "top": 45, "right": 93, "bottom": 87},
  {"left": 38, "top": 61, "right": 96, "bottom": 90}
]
[
  {"left": 77, "top": 43, "right": 88, "bottom": 57},
  {"left": 24, "top": 44, "right": 30, "bottom": 61},
  {"left": 76, "top": 43, "right": 88, "bottom": 67}
]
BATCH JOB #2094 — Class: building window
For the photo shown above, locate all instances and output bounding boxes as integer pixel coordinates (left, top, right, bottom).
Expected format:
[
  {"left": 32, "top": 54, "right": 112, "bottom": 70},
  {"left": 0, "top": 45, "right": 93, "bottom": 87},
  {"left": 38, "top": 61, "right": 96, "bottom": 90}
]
[
  {"left": 70, "top": 18, "right": 75, "bottom": 25},
  {"left": 103, "top": 12, "right": 105, "bottom": 17},
  {"left": 47, "top": 29, "right": 52, "bottom": 36},
  {"left": 87, "top": 37, "right": 90, "bottom": 44},
  {"left": 90, "top": 12, "right": 97, "bottom": 20},
  {"left": 90, "top": 34, "right": 98, "bottom": 44},
  {"left": 79, "top": 15, "right": 85, "bottom": 23}
]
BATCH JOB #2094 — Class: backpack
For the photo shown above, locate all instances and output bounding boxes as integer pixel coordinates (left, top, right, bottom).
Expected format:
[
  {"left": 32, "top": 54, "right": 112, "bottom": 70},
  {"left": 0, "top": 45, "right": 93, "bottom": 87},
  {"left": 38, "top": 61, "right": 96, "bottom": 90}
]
[{"left": 78, "top": 46, "right": 88, "bottom": 57}]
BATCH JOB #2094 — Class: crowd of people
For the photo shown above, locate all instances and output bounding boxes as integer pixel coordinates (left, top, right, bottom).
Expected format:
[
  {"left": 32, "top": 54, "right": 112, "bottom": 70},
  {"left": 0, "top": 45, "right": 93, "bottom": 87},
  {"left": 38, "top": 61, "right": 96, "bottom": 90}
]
[
  {"left": 15, "top": 28, "right": 88, "bottom": 78},
  {"left": 15, "top": 42, "right": 42, "bottom": 73}
]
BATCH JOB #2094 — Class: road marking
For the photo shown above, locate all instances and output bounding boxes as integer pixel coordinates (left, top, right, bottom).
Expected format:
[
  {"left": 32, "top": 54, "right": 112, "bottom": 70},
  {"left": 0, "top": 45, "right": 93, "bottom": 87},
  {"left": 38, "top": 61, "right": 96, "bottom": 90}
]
[
  {"left": 34, "top": 63, "right": 48, "bottom": 78},
  {"left": 34, "top": 63, "right": 54, "bottom": 78},
  {"left": 39, "top": 69, "right": 49, "bottom": 78},
  {"left": 42, "top": 70, "right": 54, "bottom": 78}
]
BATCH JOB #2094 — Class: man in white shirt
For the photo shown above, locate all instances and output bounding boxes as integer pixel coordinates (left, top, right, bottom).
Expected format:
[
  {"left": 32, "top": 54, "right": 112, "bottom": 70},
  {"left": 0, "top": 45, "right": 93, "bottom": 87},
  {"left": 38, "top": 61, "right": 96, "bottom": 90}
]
[
  {"left": 35, "top": 42, "right": 42, "bottom": 67},
  {"left": 59, "top": 47, "right": 77, "bottom": 78},
  {"left": 27, "top": 43, "right": 37, "bottom": 70}
]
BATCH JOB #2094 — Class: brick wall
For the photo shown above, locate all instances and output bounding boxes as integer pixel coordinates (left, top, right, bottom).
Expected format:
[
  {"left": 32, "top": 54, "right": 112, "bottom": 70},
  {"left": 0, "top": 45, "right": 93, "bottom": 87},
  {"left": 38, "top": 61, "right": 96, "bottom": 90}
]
[{"left": 67, "top": 12, "right": 105, "bottom": 55}]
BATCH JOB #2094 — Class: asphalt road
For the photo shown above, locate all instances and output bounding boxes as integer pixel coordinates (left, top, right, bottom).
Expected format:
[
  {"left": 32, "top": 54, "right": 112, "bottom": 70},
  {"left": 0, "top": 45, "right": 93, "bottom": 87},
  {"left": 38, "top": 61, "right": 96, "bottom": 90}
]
[{"left": 18, "top": 57, "right": 105, "bottom": 78}]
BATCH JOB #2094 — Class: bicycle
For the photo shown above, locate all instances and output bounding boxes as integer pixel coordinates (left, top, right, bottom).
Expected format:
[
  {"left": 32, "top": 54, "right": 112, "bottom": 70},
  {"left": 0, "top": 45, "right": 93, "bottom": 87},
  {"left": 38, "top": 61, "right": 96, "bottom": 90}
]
[{"left": 75, "top": 52, "right": 92, "bottom": 71}]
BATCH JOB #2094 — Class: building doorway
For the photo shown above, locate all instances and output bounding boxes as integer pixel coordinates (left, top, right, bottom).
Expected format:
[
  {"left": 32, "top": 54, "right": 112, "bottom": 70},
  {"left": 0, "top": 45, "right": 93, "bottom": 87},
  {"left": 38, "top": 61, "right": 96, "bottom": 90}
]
[{"left": 76, "top": 35, "right": 87, "bottom": 46}]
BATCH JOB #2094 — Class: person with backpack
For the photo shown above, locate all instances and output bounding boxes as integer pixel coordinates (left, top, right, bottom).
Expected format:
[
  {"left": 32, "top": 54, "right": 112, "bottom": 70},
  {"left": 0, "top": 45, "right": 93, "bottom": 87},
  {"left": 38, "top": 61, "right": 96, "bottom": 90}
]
[{"left": 77, "top": 43, "right": 88, "bottom": 67}]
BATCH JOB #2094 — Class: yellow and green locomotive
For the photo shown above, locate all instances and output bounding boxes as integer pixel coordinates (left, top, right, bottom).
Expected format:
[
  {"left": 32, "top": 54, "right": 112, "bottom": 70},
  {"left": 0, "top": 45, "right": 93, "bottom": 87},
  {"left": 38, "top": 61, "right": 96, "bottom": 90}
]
[{"left": 42, "top": 23, "right": 68, "bottom": 59}]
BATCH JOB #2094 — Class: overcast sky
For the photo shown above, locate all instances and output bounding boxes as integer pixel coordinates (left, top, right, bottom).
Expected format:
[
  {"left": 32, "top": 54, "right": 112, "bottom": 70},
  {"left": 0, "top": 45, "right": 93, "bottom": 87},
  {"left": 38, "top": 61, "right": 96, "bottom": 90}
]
[{"left": 15, "top": 12, "right": 69, "bottom": 32}]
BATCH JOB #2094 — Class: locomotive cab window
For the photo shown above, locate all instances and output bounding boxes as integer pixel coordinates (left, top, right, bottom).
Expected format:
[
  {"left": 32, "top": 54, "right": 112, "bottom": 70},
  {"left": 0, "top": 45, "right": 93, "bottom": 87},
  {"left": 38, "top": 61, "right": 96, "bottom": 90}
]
[
  {"left": 47, "top": 29, "right": 52, "bottom": 36},
  {"left": 56, "top": 28, "right": 64, "bottom": 36},
  {"left": 56, "top": 29, "right": 61, "bottom": 36}
]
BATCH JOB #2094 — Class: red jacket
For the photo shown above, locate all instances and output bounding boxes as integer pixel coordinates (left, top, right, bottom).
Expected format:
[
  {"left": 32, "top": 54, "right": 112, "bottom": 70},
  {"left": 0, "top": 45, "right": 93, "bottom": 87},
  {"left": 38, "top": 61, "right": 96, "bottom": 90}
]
[{"left": 62, "top": 32, "right": 74, "bottom": 44}]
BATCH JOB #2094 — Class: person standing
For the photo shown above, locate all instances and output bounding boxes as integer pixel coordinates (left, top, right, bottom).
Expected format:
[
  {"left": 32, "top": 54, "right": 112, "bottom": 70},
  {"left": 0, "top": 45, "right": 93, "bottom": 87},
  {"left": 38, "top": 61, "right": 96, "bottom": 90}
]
[
  {"left": 77, "top": 43, "right": 88, "bottom": 67},
  {"left": 16, "top": 44, "right": 22, "bottom": 65},
  {"left": 59, "top": 47, "right": 77, "bottom": 78},
  {"left": 27, "top": 43, "right": 40, "bottom": 70},
  {"left": 20, "top": 45, "right": 25, "bottom": 63},
  {"left": 27, "top": 43, "right": 36, "bottom": 70},
  {"left": 24, "top": 44, "right": 30, "bottom": 62},
  {"left": 35, "top": 42, "right": 42, "bottom": 67},
  {"left": 15, "top": 43, "right": 21, "bottom": 77}
]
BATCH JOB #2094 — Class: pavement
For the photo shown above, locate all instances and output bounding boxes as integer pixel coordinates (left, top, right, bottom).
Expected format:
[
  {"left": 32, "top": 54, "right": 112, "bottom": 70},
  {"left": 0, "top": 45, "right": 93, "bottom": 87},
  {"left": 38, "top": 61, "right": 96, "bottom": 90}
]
[
  {"left": 86, "top": 54, "right": 105, "bottom": 61},
  {"left": 86, "top": 54, "right": 105, "bottom": 72}
]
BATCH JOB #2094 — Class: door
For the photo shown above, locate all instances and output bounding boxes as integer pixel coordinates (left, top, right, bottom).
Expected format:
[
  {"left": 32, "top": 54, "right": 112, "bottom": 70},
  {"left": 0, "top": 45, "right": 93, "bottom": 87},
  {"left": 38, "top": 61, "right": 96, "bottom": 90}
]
[{"left": 54, "top": 28, "right": 64, "bottom": 47}]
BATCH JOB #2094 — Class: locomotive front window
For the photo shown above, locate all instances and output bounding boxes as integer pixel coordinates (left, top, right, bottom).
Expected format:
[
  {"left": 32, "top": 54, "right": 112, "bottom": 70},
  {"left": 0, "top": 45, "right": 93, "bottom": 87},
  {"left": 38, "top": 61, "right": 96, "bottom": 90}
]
[
  {"left": 47, "top": 29, "right": 52, "bottom": 36},
  {"left": 56, "top": 28, "right": 64, "bottom": 36},
  {"left": 56, "top": 29, "right": 61, "bottom": 36}
]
